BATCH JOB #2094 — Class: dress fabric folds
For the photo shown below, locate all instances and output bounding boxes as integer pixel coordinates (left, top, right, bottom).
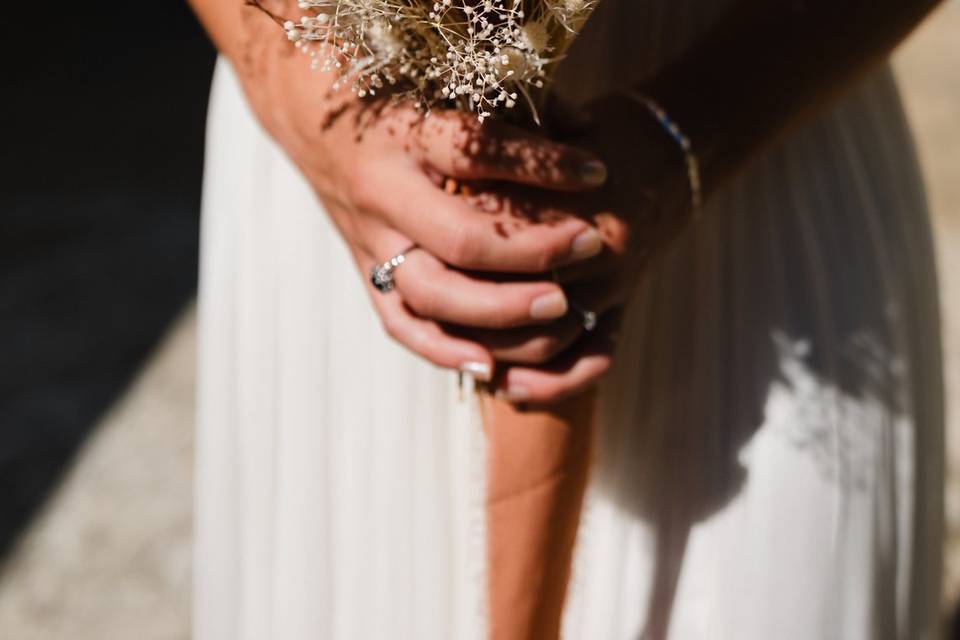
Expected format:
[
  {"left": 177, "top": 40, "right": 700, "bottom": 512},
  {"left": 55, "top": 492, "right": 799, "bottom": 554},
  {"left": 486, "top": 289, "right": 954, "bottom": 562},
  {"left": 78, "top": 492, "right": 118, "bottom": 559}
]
[{"left": 194, "top": 2, "right": 944, "bottom": 638}]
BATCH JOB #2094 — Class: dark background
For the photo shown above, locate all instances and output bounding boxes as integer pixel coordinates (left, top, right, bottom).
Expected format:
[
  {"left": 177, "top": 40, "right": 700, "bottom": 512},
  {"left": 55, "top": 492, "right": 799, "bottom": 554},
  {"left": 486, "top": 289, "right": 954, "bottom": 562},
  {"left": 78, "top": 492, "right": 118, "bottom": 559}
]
[{"left": 0, "top": 5, "right": 215, "bottom": 563}]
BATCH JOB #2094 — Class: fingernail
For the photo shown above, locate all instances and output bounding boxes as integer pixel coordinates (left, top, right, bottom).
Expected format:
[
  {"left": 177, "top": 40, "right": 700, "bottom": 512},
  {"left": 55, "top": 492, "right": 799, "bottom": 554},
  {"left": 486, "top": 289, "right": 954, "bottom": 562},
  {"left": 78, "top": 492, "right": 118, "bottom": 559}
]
[
  {"left": 530, "top": 291, "right": 568, "bottom": 320},
  {"left": 579, "top": 160, "right": 607, "bottom": 186},
  {"left": 460, "top": 361, "right": 492, "bottom": 383},
  {"left": 570, "top": 228, "right": 603, "bottom": 261},
  {"left": 496, "top": 385, "right": 530, "bottom": 403}
]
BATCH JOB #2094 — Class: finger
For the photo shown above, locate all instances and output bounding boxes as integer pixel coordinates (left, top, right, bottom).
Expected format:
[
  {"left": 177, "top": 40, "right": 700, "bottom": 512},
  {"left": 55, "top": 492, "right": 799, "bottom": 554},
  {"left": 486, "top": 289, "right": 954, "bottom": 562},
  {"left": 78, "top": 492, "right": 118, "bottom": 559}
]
[
  {"left": 460, "top": 315, "right": 584, "bottom": 365},
  {"left": 415, "top": 110, "right": 607, "bottom": 191},
  {"left": 553, "top": 212, "right": 632, "bottom": 283},
  {"left": 359, "top": 249, "right": 496, "bottom": 382},
  {"left": 497, "top": 347, "right": 614, "bottom": 406},
  {"left": 394, "top": 251, "right": 568, "bottom": 329},
  {"left": 371, "top": 170, "right": 604, "bottom": 272},
  {"left": 495, "top": 317, "right": 619, "bottom": 405}
]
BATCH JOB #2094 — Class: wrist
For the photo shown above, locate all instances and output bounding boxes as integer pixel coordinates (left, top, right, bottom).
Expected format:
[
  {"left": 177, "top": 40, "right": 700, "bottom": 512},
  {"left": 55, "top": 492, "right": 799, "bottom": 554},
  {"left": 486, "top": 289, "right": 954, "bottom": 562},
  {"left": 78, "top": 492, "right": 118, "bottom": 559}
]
[
  {"left": 193, "top": 0, "right": 297, "bottom": 75},
  {"left": 619, "top": 90, "right": 703, "bottom": 213},
  {"left": 581, "top": 93, "right": 694, "bottom": 216}
]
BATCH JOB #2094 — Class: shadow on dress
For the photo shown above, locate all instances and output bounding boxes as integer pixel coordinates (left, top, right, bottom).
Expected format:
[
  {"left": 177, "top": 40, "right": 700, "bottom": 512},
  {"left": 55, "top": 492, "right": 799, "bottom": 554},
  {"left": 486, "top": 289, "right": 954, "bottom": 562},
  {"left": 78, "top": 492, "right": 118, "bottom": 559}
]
[{"left": 591, "top": 99, "right": 941, "bottom": 637}]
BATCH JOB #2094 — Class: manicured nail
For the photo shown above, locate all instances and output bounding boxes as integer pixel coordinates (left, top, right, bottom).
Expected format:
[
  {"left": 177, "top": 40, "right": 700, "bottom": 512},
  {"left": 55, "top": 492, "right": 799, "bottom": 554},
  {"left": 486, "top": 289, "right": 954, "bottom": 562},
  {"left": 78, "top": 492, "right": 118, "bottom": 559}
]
[
  {"left": 496, "top": 385, "right": 530, "bottom": 403},
  {"left": 570, "top": 228, "right": 603, "bottom": 261},
  {"left": 530, "top": 291, "right": 568, "bottom": 320},
  {"left": 460, "top": 361, "right": 492, "bottom": 383},
  {"left": 579, "top": 160, "right": 607, "bottom": 186}
]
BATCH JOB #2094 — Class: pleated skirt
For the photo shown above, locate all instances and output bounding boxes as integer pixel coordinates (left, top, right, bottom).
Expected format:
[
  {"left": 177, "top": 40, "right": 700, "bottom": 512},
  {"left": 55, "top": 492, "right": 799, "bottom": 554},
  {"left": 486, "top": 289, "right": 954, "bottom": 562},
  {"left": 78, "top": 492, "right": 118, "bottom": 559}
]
[{"left": 195, "top": 28, "right": 943, "bottom": 640}]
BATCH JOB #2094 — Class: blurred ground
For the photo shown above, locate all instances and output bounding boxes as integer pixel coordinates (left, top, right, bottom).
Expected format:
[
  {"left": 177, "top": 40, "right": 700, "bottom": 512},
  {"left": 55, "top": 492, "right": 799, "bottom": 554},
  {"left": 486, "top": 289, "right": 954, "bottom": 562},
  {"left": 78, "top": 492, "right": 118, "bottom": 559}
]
[
  {"left": 0, "top": 5, "right": 957, "bottom": 639},
  {"left": 0, "top": 4, "right": 210, "bottom": 562},
  {"left": 0, "top": 4, "right": 210, "bottom": 638},
  {"left": 0, "top": 313, "right": 195, "bottom": 638}
]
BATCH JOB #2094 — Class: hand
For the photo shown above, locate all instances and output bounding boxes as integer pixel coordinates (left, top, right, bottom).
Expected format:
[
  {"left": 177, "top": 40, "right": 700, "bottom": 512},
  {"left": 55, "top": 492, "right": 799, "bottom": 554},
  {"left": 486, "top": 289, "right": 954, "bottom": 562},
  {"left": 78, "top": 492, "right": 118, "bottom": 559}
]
[
  {"left": 459, "top": 93, "right": 696, "bottom": 404},
  {"left": 234, "top": 28, "right": 610, "bottom": 381}
]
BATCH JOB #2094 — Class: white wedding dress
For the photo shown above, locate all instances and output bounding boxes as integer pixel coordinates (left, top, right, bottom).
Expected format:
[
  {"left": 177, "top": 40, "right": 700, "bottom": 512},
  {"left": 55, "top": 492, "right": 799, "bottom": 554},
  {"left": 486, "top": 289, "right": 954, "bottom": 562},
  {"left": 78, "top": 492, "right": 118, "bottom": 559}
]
[{"left": 194, "top": 1, "right": 944, "bottom": 638}]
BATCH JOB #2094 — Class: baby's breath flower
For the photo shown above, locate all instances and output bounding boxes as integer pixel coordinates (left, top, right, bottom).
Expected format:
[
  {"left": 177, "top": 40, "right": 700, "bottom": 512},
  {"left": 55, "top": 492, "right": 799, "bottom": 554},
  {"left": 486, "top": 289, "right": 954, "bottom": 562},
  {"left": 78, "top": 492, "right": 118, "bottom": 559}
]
[{"left": 249, "top": 0, "right": 599, "bottom": 120}]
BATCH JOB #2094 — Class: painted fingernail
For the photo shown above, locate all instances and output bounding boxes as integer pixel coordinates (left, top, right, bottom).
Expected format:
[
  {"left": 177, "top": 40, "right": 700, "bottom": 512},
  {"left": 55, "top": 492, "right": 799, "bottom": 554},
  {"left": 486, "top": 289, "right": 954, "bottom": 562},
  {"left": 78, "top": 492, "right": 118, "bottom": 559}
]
[
  {"left": 579, "top": 160, "right": 608, "bottom": 186},
  {"left": 530, "top": 291, "right": 568, "bottom": 320},
  {"left": 570, "top": 228, "right": 604, "bottom": 261},
  {"left": 460, "top": 361, "right": 493, "bottom": 383},
  {"left": 496, "top": 385, "right": 531, "bottom": 403}
]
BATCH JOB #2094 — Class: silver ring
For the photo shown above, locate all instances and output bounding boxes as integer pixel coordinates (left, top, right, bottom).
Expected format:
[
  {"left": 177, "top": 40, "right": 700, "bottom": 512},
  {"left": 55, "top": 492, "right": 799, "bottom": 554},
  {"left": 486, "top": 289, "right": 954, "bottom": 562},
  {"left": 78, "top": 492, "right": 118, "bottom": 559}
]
[
  {"left": 552, "top": 269, "right": 598, "bottom": 332},
  {"left": 370, "top": 244, "right": 417, "bottom": 294},
  {"left": 569, "top": 298, "right": 598, "bottom": 332}
]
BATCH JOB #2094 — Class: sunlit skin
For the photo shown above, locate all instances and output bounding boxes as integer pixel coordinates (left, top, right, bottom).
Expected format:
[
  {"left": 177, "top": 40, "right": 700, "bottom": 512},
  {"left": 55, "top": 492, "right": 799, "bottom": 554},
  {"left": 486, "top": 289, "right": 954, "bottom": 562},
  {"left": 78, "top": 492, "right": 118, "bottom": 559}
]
[{"left": 189, "top": 0, "right": 643, "bottom": 404}]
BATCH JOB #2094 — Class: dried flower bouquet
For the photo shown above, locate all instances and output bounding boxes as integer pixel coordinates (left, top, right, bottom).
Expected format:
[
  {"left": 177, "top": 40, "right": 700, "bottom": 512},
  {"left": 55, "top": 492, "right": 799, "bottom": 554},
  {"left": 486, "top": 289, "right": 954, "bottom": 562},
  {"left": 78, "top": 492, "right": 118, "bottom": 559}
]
[{"left": 247, "top": 0, "right": 599, "bottom": 121}]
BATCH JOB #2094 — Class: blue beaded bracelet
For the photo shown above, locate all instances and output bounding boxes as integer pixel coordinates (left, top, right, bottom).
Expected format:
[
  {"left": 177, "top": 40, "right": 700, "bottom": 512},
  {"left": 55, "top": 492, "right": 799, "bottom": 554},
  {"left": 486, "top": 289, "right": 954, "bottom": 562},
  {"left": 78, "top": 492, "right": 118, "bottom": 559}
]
[{"left": 623, "top": 90, "right": 703, "bottom": 213}]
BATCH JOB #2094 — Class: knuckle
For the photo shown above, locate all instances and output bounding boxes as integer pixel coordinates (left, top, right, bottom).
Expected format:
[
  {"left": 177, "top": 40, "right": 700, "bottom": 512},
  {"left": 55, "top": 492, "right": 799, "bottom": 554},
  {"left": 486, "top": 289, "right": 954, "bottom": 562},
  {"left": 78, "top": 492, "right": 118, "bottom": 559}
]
[
  {"left": 447, "top": 145, "right": 474, "bottom": 176},
  {"left": 453, "top": 122, "right": 493, "bottom": 166},
  {"left": 553, "top": 149, "right": 582, "bottom": 183},
  {"left": 484, "top": 298, "right": 523, "bottom": 330},
  {"left": 491, "top": 315, "right": 518, "bottom": 331},
  {"left": 346, "top": 164, "right": 382, "bottom": 211},
  {"left": 381, "top": 315, "right": 402, "bottom": 342},
  {"left": 436, "top": 112, "right": 476, "bottom": 144},
  {"left": 444, "top": 224, "right": 479, "bottom": 267},
  {"left": 454, "top": 112, "right": 484, "bottom": 139},
  {"left": 535, "top": 241, "right": 564, "bottom": 272},
  {"left": 401, "top": 280, "right": 437, "bottom": 318}
]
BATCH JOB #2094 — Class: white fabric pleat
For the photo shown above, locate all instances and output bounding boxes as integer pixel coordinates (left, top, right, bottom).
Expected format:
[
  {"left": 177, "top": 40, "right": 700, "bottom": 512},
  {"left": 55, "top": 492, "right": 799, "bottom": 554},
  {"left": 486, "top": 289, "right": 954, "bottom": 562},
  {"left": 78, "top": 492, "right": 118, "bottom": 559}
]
[
  {"left": 194, "top": 2, "right": 943, "bottom": 637},
  {"left": 195, "top": 66, "right": 489, "bottom": 640}
]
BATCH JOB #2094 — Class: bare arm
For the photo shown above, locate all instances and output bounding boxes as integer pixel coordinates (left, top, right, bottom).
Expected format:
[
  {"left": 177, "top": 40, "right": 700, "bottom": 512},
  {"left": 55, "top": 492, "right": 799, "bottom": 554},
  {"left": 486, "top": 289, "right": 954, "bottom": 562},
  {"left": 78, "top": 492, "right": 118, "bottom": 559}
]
[
  {"left": 187, "top": 0, "right": 254, "bottom": 62},
  {"left": 644, "top": 0, "right": 945, "bottom": 195}
]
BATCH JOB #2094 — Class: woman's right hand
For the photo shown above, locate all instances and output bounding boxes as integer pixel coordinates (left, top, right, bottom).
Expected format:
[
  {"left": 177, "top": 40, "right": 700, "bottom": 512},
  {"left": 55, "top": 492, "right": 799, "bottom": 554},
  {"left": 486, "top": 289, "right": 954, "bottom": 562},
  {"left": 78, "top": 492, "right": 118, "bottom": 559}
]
[{"left": 234, "top": 14, "right": 609, "bottom": 382}]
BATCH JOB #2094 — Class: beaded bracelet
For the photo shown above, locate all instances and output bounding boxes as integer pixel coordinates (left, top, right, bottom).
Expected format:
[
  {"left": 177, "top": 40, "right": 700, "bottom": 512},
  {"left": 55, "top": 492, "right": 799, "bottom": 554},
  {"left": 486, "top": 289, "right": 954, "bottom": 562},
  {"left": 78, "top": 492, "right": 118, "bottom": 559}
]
[{"left": 622, "top": 90, "right": 703, "bottom": 213}]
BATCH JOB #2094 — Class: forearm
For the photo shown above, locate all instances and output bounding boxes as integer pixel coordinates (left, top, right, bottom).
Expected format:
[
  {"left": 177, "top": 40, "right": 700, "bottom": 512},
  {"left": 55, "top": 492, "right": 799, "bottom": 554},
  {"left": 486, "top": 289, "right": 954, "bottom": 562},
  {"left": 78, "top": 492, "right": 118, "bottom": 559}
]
[
  {"left": 187, "top": 0, "right": 250, "bottom": 60},
  {"left": 187, "top": 0, "right": 297, "bottom": 71},
  {"left": 642, "top": 0, "right": 944, "bottom": 196}
]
